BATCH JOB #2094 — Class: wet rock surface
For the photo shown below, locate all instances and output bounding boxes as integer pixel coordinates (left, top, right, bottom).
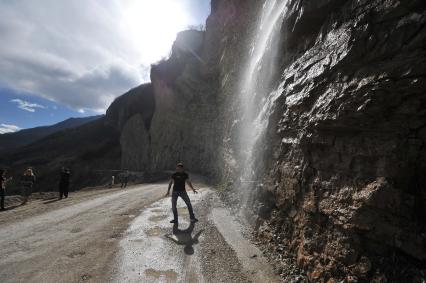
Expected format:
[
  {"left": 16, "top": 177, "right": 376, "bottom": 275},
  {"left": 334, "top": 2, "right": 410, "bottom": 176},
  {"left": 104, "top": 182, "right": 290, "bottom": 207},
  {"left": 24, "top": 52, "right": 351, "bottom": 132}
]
[
  {"left": 250, "top": 0, "right": 426, "bottom": 281},
  {"left": 185, "top": 0, "right": 426, "bottom": 281}
]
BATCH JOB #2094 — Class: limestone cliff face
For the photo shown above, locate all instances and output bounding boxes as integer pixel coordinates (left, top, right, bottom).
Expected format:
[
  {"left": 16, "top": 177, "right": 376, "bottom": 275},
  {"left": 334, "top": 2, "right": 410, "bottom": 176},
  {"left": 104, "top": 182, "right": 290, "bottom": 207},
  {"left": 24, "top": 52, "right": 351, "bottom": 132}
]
[
  {"left": 149, "top": 30, "right": 220, "bottom": 176},
  {"left": 105, "top": 84, "right": 154, "bottom": 171},
  {"left": 106, "top": 29, "right": 221, "bottom": 174}
]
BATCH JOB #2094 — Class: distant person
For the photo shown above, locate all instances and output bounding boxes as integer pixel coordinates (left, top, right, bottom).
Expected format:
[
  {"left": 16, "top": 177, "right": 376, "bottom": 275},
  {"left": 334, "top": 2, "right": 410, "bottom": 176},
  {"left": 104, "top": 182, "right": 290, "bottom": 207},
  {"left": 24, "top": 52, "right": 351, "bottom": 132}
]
[
  {"left": 59, "top": 167, "right": 71, "bottom": 199},
  {"left": 121, "top": 169, "right": 129, "bottom": 188},
  {"left": 21, "top": 168, "right": 36, "bottom": 205},
  {"left": 1, "top": 169, "right": 13, "bottom": 211},
  {"left": 165, "top": 163, "right": 198, "bottom": 224},
  {"left": 109, "top": 175, "right": 115, "bottom": 188}
]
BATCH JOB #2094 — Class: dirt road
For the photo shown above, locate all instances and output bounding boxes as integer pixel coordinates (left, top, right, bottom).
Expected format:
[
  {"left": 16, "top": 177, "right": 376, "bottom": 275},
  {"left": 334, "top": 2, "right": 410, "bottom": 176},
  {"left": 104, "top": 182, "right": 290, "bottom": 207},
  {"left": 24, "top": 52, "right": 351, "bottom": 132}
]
[{"left": 0, "top": 182, "right": 280, "bottom": 283}]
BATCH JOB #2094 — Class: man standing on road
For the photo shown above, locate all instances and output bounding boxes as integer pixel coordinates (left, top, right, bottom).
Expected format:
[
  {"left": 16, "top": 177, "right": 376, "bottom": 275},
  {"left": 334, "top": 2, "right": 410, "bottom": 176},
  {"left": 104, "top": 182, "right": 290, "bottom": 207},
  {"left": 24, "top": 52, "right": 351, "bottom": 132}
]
[
  {"left": 121, "top": 169, "right": 129, "bottom": 188},
  {"left": 59, "top": 167, "right": 71, "bottom": 199},
  {"left": 165, "top": 163, "right": 198, "bottom": 224}
]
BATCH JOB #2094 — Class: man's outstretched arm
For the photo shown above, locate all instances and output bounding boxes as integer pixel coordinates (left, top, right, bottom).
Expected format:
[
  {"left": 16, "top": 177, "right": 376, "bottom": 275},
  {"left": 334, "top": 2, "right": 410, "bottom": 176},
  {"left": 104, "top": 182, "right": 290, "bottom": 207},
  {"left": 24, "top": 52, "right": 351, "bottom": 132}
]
[
  {"left": 165, "top": 179, "right": 173, "bottom": 197},
  {"left": 186, "top": 180, "right": 198, "bottom": 194}
]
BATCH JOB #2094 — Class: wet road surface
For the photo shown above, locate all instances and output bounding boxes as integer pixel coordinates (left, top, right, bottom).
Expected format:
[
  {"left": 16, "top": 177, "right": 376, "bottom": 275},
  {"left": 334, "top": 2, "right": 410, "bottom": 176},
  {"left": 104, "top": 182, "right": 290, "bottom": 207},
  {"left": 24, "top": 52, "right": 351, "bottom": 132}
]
[{"left": 0, "top": 182, "right": 280, "bottom": 282}]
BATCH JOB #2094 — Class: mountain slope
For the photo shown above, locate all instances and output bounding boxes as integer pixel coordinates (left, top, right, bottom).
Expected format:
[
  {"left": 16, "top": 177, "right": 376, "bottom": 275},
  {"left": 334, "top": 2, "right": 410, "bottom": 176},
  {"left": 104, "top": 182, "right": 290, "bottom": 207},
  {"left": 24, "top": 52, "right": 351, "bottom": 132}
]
[
  {"left": 0, "top": 115, "right": 102, "bottom": 151},
  {"left": 0, "top": 117, "right": 120, "bottom": 193}
]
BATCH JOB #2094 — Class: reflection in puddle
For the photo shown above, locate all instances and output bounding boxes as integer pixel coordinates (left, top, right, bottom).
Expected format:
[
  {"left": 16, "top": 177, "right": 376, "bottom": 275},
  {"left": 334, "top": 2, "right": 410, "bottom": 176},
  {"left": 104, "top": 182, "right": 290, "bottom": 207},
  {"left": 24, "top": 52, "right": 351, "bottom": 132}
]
[{"left": 144, "top": 268, "right": 178, "bottom": 282}]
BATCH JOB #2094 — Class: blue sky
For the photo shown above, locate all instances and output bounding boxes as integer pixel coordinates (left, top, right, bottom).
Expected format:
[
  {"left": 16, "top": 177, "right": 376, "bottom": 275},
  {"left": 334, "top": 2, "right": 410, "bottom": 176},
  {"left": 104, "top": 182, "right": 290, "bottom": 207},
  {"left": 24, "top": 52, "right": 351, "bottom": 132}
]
[
  {"left": 0, "top": 0, "right": 210, "bottom": 132},
  {"left": 0, "top": 88, "right": 98, "bottom": 131}
]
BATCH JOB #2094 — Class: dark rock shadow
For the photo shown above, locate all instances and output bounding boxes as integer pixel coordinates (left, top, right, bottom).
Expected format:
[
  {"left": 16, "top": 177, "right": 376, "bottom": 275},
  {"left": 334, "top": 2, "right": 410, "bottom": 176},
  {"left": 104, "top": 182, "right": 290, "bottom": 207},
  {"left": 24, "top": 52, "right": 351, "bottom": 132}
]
[{"left": 165, "top": 222, "right": 203, "bottom": 255}]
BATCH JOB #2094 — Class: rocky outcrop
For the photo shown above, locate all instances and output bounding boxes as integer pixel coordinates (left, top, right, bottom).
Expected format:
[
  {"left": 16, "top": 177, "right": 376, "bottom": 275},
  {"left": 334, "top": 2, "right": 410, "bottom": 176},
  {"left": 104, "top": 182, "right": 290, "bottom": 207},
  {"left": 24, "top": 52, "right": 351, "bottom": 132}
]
[
  {"left": 105, "top": 83, "right": 155, "bottom": 131},
  {"left": 119, "top": 114, "right": 151, "bottom": 171},
  {"left": 113, "top": 29, "right": 223, "bottom": 175},
  {"left": 249, "top": 0, "right": 426, "bottom": 281},
  {"left": 149, "top": 29, "right": 221, "bottom": 176},
  {"left": 105, "top": 84, "right": 155, "bottom": 170}
]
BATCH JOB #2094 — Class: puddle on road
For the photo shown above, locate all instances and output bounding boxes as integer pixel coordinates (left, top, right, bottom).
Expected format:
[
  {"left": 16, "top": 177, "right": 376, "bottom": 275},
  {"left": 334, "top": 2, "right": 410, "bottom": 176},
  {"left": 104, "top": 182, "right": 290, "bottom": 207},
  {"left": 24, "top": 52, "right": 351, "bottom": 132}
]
[
  {"left": 114, "top": 190, "right": 209, "bottom": 282},
  {"left": 144, "top": 268, "right": 178, "bottom": 282},
  {"left": 186, "top": 270, "right": 200, "bottom": 283},
  {"left": 148, "top": 214, "right": 168, "bottom": 222},
  {"left": 70, "top": 227, "right": 82, "bottom": 233},
  {"left": 146, "top": 227, "right": 162, "bottom": 237}
]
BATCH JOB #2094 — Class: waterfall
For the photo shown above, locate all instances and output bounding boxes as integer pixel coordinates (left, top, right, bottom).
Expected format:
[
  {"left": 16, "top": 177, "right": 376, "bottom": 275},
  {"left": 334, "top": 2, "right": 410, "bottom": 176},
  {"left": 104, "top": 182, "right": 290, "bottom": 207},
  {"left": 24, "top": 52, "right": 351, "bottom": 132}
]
[{"left": 237, "top": 0, "right": 288, "bottom": 211}]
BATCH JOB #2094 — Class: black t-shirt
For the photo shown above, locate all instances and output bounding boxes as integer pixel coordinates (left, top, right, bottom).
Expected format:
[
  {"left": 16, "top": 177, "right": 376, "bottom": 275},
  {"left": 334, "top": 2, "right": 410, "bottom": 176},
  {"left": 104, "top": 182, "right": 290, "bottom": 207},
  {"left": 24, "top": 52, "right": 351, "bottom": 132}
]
[
  {"left": 172, "top": 172, "right": 188, "bottom": 192},
  {"left": 60, "top": 171, "right": 70, "bottom": 184}
]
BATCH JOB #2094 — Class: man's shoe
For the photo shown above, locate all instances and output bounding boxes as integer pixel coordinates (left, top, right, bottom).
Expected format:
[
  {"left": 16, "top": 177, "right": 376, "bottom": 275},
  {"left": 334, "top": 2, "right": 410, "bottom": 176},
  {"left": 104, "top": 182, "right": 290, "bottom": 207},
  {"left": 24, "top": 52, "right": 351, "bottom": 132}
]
[
  {"left": 190, "top": 218, "right": 198, "bottom": 223},
  {"left": 170, "top": 219, "right": 178, "bottom": 224}
]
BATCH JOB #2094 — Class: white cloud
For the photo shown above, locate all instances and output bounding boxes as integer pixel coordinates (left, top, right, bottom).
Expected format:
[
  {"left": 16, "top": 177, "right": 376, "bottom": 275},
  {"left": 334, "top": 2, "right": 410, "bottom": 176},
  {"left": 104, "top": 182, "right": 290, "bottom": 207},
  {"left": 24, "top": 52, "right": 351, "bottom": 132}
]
[
  {"left": 0, "top": 0, "right": 210, "bottom": 112},
  {"left": 10, "top": 98, "right": 47, "bottom": 112},
  {"left": 0, "top": 123, "right": 21, "bottom": 134}
]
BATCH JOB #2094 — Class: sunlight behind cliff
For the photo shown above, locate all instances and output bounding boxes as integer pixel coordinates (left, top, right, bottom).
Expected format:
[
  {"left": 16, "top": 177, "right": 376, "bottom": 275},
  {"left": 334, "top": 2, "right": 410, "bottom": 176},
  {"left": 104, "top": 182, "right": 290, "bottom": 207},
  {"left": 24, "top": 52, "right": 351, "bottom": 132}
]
[{"left": 121, "top": 0, "right": 191, "bottom": 66}]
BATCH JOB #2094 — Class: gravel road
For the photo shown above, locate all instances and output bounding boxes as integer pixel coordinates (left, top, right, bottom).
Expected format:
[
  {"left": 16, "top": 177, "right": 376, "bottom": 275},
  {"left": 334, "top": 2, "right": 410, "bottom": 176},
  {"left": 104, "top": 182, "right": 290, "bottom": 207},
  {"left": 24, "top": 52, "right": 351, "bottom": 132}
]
[{"left": 0, "top": 182, "right": 280, "bottom": 283}]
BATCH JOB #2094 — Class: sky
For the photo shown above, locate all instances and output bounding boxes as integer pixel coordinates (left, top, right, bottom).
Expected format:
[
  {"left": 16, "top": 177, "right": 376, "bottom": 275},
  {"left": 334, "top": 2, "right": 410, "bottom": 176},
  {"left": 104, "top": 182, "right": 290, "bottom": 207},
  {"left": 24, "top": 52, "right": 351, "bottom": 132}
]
[{"left": 0, "top": 0, "right": 210, "bottom": 132}]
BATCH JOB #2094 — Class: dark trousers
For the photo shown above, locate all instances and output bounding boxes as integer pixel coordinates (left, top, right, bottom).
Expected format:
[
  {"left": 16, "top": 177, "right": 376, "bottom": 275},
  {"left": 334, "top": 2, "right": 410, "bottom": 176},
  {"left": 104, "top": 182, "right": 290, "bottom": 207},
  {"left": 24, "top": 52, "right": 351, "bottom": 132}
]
[
  {"left": 59, "top": 183, "right": 69, "bottom": 199},
  {"left": 121, "top": 178, "right": 128, "bottom": 188},
  {"left": 1, "top": 188, "right": 5, "bottom": 210},
  {"left": 171, "top": 191, "right": 195, "bottom": 220}
]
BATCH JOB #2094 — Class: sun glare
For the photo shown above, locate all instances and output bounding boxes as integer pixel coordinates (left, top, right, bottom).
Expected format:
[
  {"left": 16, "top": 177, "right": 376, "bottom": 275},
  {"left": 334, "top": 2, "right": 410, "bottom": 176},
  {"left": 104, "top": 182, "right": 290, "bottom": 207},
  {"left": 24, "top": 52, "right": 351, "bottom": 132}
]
[{"left": 123, "top": 0, "right": 189, "bottom": 64}]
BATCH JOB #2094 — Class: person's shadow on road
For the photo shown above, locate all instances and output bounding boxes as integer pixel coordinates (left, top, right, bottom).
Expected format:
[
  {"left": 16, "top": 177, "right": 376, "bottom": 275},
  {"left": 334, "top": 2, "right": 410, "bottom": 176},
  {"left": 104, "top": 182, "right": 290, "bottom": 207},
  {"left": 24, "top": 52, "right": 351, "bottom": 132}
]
[{"left": 165, "top": 222, "right": 203, "bottom": 255}]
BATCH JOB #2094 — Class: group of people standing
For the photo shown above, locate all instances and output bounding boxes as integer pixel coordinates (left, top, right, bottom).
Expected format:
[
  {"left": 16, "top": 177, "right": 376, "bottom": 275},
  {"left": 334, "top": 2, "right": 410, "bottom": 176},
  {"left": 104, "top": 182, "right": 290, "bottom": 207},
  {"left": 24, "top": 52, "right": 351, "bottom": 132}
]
[
  {"left": 0, "top": 167, "right": 69, "bottom": 211},
  {"left": 2, "top": 163, "right": 198, "bottom": 226},
  {"left": 1, "top": 167, "right": 36, "bottom": 210},
  {"left": 109, "top": 170, "right": 130, "bottom": 188},
  {"left": 0, "top": 167, "right": 131, "bottom": 211}
]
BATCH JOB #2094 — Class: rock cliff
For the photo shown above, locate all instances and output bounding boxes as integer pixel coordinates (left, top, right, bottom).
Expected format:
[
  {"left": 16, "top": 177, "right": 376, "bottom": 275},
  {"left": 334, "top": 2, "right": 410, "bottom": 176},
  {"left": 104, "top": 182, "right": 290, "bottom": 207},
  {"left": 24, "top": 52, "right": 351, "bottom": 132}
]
[
  {"left": 105, "top": 84, "right": 155, "bottom": 171},
  {"left": 250, "top": 0, "right": 426, "bottom": 281},
  {"left": 105, "top": 0, "right": 425, "bottom": 281}
]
